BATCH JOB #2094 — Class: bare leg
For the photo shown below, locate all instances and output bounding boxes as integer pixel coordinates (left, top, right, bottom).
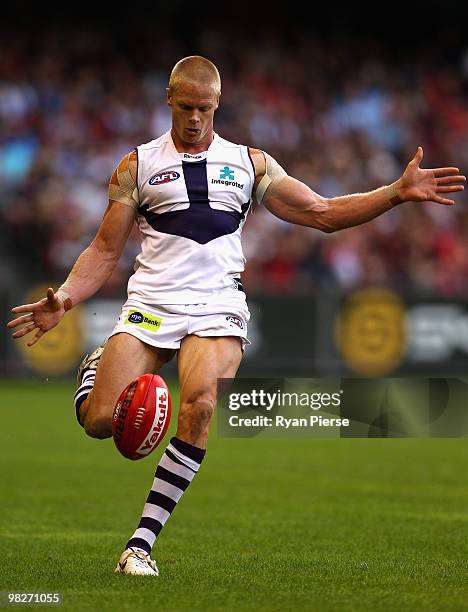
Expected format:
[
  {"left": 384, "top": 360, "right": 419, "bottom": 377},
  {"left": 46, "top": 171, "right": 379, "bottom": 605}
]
[
  {"left": 80, "top": 333, "right": 174, "bottom": 439},
  {"left": 121, "top": 335, "right": 242, "bottom": 559},
  {"left": 176, "top": 335, "right": 243, "bottom": 447}
]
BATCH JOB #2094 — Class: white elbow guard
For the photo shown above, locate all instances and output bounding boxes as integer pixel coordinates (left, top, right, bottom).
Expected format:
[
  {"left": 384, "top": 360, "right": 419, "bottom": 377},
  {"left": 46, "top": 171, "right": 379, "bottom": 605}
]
[{"left": 256, "top": 152, "right": 287, "bottom": 203}]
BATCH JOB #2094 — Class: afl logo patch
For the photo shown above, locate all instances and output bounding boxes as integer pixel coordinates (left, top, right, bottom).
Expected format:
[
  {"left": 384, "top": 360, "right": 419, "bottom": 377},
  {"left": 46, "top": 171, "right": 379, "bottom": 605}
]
[{"left": 149, "top": 171, "right": 180, "bottom": 185}]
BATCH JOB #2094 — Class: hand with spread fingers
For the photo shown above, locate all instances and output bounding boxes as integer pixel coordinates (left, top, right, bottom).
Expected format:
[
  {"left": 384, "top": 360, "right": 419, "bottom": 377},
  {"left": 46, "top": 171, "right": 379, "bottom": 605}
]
[
  {"left": 395, "top": 147, "right": 466, "bottom": 206},
  {"left": 7, "top": 288, "right": 67, "bottom": 347}
]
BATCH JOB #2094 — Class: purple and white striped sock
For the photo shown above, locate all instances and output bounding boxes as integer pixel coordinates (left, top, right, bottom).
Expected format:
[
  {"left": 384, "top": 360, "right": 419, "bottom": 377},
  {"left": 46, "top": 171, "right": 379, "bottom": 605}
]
[
  {"left": 125, "top": 436, "right": 206, "bottom": 554},
  {"left": 73, "top": 370, "right": 95, "bottom": 427}
]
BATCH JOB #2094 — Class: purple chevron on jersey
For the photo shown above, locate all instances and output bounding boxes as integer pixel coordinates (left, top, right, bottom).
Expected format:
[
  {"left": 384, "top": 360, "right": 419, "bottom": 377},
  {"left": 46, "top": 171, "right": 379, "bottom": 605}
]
[{"left": 138, "top": 160, "right": 250, "bottom": 244}]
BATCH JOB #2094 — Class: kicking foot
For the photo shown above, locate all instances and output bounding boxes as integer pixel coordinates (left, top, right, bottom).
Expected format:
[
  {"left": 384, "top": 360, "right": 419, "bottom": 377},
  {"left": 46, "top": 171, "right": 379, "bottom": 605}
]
[
  {"left": 74, "top": 345, "right": 105, "bottom": 427},
  {"left": 76, "top": 345, "right": 105, "bottom": 386}
]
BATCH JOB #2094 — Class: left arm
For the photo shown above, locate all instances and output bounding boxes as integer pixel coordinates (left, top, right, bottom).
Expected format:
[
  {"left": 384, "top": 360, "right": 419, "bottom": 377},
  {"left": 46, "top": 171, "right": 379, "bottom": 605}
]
[{"left": 252, "top": 147, "right": 465, "bottom": 233}]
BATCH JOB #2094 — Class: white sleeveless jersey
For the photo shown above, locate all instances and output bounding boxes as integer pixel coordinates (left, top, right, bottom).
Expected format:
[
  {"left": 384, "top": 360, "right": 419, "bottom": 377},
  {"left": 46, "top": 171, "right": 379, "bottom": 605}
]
[{"left": 127, "top": 131, "right": 255, "bottom": 305}]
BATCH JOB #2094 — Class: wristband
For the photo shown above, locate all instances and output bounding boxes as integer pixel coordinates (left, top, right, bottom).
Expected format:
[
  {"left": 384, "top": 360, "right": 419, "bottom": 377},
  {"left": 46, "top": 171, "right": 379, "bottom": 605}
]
[
  {"left": 63, "top": 297, "right": 73, "bottom": 312},
  {"left": 388, "top": 183, "right": 403, "bottom": 206},
  {"left": 57, "top": 289, "right": 73, "bottom": 311}
]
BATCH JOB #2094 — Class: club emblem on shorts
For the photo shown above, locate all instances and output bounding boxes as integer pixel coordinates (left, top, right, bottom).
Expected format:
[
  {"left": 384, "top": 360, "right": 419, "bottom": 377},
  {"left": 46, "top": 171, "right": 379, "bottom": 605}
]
[
  {"left": 149, "top": 170, "right": 180, "bottom": 185},
  {"left": 226, "top": 315, "right": 244, "bottom": 330},
  {"left": 125, "top": 310, "right": 162, "bottom": 332}
]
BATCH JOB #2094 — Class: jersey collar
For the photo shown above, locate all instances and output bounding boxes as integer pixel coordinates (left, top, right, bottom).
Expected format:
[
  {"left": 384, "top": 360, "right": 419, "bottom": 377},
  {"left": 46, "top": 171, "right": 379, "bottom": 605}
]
[{"left": 166, "top": 130, "right": 219, "bottom": 161}]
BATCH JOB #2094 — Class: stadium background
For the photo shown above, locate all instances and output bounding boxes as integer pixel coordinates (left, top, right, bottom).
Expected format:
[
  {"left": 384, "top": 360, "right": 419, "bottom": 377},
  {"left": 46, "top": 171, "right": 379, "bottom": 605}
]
[
  {"left": 2, "top": 3, "right": 468, "bottom": 610},
  {"left": 2, "top": 2, "right": 468, "bottom": 378}
]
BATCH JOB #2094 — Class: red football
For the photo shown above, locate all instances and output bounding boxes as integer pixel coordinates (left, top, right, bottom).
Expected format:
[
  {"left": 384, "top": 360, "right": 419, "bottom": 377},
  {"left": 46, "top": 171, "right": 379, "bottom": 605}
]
[{"left": 112, "top": 374, "right": 172, "bottom": 461}]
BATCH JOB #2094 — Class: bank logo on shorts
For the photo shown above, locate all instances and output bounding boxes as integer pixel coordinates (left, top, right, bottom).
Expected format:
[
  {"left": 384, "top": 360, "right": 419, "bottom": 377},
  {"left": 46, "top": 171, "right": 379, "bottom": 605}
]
[{"left": 125, "top": 309, "right": 162, "bottom": 332}]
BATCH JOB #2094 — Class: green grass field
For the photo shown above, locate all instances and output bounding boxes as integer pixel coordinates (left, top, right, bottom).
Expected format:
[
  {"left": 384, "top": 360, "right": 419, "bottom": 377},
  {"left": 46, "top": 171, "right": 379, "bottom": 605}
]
[{"left": 1, "top": 379, "right": 468, "bottom": 611}]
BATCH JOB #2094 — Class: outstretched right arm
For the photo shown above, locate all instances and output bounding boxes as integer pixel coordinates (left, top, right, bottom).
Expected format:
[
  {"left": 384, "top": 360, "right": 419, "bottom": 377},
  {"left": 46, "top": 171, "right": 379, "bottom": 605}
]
[{"left": 7, "top": 150, "right": 139, "bottom": 346}]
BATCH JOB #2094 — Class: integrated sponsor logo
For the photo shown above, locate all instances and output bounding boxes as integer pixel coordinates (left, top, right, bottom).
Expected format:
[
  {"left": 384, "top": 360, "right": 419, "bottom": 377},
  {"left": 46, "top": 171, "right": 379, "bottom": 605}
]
[
  {"left": 125, "top": 310, "right": 162, "bottom": 332},
  {"left": 211, "top": 178, "right": 244, "bottom": 189},
  {"left": 220, "top": 166, "right": 235, "bottom": 180},
  {"left": 226, "top": 315, "right": 244, "bottom": 330},
  {"left": 211, "top": 165, "right": 244, "bottom": 190},
  {"left": 137, "top": 387, "right": 170, "bottom": 455},
  {"left": 149, "top": 170, "right": 180, "bottom": 185}
]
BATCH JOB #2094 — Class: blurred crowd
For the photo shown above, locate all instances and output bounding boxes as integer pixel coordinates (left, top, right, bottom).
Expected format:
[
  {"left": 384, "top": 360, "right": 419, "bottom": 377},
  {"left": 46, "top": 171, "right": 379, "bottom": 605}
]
[{"left": 1, "top": 23, "right": 468, "bottom": 298}]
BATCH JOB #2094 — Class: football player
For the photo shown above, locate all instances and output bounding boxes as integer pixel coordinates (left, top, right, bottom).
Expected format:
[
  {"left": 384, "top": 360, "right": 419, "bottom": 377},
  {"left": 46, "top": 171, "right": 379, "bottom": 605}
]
[{"left": 7, "top": 56, "right": 465, "bottom": 575}]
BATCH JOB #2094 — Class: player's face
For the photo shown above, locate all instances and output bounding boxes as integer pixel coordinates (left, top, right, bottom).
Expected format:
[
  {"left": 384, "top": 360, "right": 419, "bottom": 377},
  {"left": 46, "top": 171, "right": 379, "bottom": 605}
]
[{"left": 168, "top": 81, "right": 219, "bottom": 152}]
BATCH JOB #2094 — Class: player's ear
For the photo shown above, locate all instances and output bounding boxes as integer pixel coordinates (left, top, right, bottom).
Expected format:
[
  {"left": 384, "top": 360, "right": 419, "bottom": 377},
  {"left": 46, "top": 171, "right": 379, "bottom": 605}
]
[{"left": 166, "top": 87, "right": 172, "bottom": 107}]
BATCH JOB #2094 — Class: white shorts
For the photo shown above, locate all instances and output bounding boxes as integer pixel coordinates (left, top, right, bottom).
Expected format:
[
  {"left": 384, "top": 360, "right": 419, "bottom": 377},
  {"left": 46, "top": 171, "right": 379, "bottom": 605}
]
[{"left": 109, "top": 298, "right": 250, "bottom": 351}]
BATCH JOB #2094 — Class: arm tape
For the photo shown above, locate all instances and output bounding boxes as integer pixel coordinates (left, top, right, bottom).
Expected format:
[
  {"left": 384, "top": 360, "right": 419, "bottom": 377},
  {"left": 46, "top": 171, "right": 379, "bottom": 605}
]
[
  {"left": 108, "top": 150, "right": 140, "bottom": 209},
  {"left": 256, "top": 152, "right": 287, "bottom": 203}
]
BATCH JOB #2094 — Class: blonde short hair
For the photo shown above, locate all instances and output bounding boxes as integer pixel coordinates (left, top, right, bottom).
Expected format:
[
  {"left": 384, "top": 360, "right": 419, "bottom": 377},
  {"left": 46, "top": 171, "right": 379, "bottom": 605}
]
[{"left": 168, "top": 56, "right": 221, "bottom": 97}]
